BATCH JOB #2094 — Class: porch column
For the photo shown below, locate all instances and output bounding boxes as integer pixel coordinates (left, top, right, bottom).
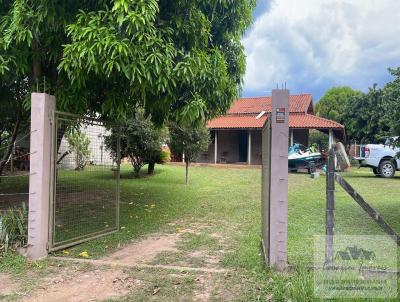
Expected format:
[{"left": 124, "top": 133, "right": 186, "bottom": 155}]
[
  {"left": 289, "top": 129, "right": 294, "bottom": 146},
  {"left": 247, "top": 130, "right": 252, "bottom": 165},
  {"left": 214, "top": 130, "right": 218, "bottom": 164}
]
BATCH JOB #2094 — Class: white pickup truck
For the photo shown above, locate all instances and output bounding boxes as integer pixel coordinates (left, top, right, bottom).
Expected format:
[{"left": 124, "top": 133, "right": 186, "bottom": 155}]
[{"left": 355, "top": 137, "right": 400, "bottom": 178}]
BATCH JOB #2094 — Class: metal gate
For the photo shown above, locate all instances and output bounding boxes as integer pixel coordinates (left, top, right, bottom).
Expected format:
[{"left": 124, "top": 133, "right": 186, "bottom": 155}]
[{"left": 49, "top": 112, "right": 120, "bottom": 251}]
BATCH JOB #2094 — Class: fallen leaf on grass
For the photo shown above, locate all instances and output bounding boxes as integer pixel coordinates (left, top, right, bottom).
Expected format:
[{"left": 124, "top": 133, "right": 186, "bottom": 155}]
[
  {"left": 62, "top": 250, "right": 70, "bottom": 255},
  {"left": 79, "top": 251, "right": 90, "bottom": 258},
  {"left": 153, "top": 287, "right": 160, "bottom": 295}
]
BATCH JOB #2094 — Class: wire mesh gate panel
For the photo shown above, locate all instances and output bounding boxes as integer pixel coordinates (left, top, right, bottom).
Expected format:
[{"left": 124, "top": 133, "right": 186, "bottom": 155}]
[{"left": 49, "top": 112, "right": 120, "bottom": 251}]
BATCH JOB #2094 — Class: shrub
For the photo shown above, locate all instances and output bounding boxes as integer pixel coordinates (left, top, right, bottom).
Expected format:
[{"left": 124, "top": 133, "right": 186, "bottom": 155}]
[
  {"left": 0, "top": 204, "right": 28, "bottom": 253},
  {"left": 66, "top": 131, "right": 91, "bottom": 170},
  {"left": 160, "top": 149, "right": 171, "bottom": 163},
  {"left": 106, "top": 109, "right": 162, "bottom": 177}
]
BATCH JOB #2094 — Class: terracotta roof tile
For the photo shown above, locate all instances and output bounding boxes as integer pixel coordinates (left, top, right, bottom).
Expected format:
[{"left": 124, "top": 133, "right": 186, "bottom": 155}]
[
  {"left": 207, "top": 115, "right": 268, "bottom": 129},
  {"left": 228, "top": 94, "right": 312, "bottom": 114},
  {"left": 289, "top": 114, "right": 343, "bottom": 129},
  {"left": 207, "top": 113, "right": 344, "bottom": 130}
]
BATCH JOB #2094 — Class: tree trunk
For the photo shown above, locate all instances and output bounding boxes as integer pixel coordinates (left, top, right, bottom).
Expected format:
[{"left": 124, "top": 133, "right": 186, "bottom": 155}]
[
  {"left": 185, "top": 159, "right": 189, "bottom": 185},
  {"left": 0, "top": 102, "right": 22, "bottom": 175},
  {"left": 32, "top": 40, "right": 42, "bottom": 88},
  {"left": 134, "top": 165, "right": 141, "bottom": 178},
  {"left": 130, "top": 155, "right": 142, "bottom": 178},
  {"left": 148, "top": 161, "right": 155, "bottom": 174}
]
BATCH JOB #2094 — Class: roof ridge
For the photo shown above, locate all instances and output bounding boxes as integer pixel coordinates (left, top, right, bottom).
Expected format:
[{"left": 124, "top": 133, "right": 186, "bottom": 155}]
[{"left": 239, "top": 93, "right": 312, "bottom": 100}]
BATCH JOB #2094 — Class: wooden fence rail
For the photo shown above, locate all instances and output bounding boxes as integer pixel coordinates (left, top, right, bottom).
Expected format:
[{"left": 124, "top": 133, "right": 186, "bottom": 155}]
[{"left": 334, "top": 173, "right": 400, "bottom": 246}]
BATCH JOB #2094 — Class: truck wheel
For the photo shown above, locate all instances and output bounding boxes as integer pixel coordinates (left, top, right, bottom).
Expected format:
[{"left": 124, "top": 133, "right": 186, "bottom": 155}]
[
  {"left": 372, "top": 167, "right": 381, "bottom": 176},
  {"left": 378, "top": 160, "right": 395, "bottom": 178}
]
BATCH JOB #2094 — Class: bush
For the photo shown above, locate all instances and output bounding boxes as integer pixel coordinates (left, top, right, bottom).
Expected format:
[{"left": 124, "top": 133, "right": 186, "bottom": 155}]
[
  {"left": 0, "top": 204, "right": 28, "bottom": 253},
  {"left": 160, "top": 149, "right": 171, "bottom": 163},
  {"left": 105, "top": 109, "right": 162, "bottom": 177},
  {"left": 66, "top": 131, "right": 91, "bottom": 170},
  {"left": 309, "top": 130, "right": 328, "bottom": 151}
]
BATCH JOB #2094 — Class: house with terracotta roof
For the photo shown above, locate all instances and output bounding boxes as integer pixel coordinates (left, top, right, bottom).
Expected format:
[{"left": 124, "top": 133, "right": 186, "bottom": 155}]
[{"left": 200, "top": 94, "right": 344, "bottom": 165}]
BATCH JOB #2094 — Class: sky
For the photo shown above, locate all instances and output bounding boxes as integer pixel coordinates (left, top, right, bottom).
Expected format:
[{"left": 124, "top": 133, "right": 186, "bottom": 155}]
[{"left": 242, "top": 0, "right": 400, "bottom": 101}]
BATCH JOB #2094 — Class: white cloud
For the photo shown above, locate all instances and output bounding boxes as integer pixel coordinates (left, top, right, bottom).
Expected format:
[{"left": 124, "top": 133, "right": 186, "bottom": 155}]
[{"left": 243, "top": 0, "right": 400, "bottom": 96}]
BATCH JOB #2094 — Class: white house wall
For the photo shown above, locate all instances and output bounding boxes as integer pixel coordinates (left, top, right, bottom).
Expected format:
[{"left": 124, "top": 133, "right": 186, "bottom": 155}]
[{"left": 57, "top": 124, "right": 114, "bottom": 170}]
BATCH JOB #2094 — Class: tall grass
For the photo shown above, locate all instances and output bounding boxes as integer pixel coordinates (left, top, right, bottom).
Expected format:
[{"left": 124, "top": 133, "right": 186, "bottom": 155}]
[{"left": 0, "top": 203, "right": 28, "bottom": 253}]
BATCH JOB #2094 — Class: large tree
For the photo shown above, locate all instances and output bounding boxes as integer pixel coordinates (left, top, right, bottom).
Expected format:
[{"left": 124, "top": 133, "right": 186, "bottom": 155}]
[
  {"left": 343, "top": 83, "right": 398, "bottom": 144},
  {"left": 315, "top": 86, "right": 362, "bottom": 124},
  {"left": 382, "top": 67, "right": 400, "bottom": 139},
  {"left": 0, "top": 0, "right": 255, "bottom": 121}
]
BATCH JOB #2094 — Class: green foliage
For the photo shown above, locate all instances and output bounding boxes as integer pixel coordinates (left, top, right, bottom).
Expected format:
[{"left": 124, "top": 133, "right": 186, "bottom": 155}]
[
  {"left": 320, "top": 69, "right": 400, "bottom": 146},
  {"left": 315, "top": 86, "right": 362, "bottom": 123},
  {"left": 383, "top": 67, "right": 400, "bottom": 148},
  {"left": 169, "top": 122, "right": 210, "bottom": 184},
  {"left": 0, "top": 0, "right": 255, "bottom": 122},
  {"left": 160, "top": 149, "right": 171, "bottom": 163},
  {"left": 342, "top": 70, "right": 400, "bottom": 144},
  {"left": 105, "top": 109, "right": 162, "bottom": 177},
  {"left": 309, "top": 130, "right": 328, "bottom": 151},
  {"left": 0, "top": 78, "right": 30, "bottom": 175},
  {"left": 0, "top": 204, "right": 28, "bottom": 253},
  {"left": 169, "top": 123, "right": 210, "bottom": 164},
  {"left": 66, "top": 131, "right": 91, "bottom": 170}
]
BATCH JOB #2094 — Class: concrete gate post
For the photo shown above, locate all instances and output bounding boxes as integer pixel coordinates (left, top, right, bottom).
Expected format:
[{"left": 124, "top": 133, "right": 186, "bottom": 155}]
[
  {"left": 27, "top": 93, "right": 55, "bottom": 259},
  {"left": 261, "top": 89, "right": 289, "bottom": 272}
]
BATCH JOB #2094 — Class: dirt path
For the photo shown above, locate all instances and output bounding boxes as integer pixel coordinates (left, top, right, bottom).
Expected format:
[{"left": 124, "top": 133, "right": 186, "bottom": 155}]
[
  {"left": 0, "top": 273, "right": 21, "bottom": 296},
  {"left": 21, "top": 269, "right": 137, "bottom": 302},
  {"left": 10, "top": 221, "right": 235, "bottom": 302},
  {"left": 103, "top": 233, "right": 180, "bottom": 264}
]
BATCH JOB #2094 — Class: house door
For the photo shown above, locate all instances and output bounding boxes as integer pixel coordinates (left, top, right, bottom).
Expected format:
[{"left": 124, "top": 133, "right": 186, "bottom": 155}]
[{"left": 238, "top": 130, "right": 248, "bottom": 162}]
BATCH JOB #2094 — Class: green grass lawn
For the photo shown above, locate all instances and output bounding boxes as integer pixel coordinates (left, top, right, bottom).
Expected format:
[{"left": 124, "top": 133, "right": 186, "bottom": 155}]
[
  {"left": 57, "top": 164, "right": 399, "bottom": 260},
  {"left": 1, "top": 164, "right": 399, "bottom": 301}
]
